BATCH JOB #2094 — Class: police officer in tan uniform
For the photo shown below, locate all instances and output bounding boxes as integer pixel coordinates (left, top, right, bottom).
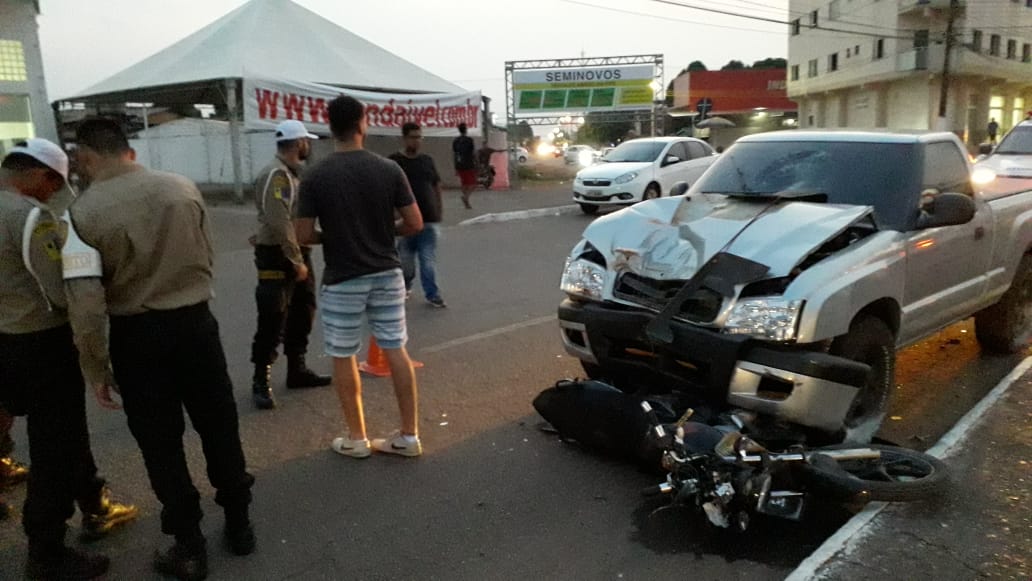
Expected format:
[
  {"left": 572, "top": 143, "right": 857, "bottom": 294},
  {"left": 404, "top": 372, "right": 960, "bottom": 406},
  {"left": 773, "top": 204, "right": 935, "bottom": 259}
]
[
  {"left": 0, "top": 139, "right": 138, "bottom": 579},
  {"left": 250, "top": 120, "right": 330, "bottom": 409},
  {"left": 63, "top": 119, "right": 255, "bottom": 581}
]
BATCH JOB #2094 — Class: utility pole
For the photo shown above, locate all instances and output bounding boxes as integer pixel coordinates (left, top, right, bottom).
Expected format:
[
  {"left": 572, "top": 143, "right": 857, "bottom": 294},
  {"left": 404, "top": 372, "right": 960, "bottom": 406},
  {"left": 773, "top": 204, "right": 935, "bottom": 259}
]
[{"left": 937, "top": 0, "right": 960, "bottom": 124}]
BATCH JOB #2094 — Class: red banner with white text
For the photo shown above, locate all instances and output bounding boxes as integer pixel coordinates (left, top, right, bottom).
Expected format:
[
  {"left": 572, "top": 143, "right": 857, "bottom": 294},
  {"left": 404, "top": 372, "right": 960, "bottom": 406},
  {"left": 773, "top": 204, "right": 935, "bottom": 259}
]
[{"left": 243, "top": 78, "right": 482, "bottom": 137}]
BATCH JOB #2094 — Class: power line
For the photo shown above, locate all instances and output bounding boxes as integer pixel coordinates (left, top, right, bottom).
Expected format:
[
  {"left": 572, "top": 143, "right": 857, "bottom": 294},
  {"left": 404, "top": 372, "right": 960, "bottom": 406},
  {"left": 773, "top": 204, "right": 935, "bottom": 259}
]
[
  {"left": 561, "top": 0, "right": 784, "bottom": 34},
  {"left": 645, "top": 0, "right": 916, "bottom": 40}
]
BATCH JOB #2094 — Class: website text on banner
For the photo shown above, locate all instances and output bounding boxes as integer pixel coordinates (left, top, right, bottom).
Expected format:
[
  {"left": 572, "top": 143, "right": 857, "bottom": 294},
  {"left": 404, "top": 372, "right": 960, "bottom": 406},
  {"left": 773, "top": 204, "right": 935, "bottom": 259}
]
[
  {"left": 243, "top": 78, "right": 483, "bottom": 137},
  {"left": 512, "top": 64, "right": 656, "bottom": 114}
]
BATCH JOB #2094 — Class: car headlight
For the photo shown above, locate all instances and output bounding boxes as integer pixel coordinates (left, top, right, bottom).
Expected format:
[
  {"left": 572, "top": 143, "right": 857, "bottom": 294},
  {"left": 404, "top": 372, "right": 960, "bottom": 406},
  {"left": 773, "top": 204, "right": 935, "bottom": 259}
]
[
  {"left": 574, "top": 175, "right": 584, "bottom": 183},
  {"left": 614, "top": 171, "right": 638, "bottom": 185},
  {"left": 724, "top": 297, "right": 803, "bottom": 341},
  {"left": 560, "top": 258, "right": 606, "bottom": 301}
]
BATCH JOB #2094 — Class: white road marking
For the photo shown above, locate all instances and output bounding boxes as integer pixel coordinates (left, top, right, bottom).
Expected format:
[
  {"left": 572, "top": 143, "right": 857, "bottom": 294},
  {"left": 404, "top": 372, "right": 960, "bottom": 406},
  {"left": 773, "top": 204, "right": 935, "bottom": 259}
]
[
  {"left": 785, "top": 355, "right": 1032, "bottom": 581},
  {"left": 419, "top": 315, "right": 556, "bottom": 354},
  {"left": 458, "top": 205, "right": 580, "bottom": 226}
]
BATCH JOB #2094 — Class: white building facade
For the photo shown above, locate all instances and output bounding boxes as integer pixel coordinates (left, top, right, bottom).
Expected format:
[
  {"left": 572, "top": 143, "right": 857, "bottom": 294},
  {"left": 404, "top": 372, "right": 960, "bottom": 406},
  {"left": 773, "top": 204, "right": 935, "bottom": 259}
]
[
  {"left": 788, "top": 0, "right": 1032, "bottom": 148},
  {"left": 0, "top": 0, "right": 56, "bottom": 155}
]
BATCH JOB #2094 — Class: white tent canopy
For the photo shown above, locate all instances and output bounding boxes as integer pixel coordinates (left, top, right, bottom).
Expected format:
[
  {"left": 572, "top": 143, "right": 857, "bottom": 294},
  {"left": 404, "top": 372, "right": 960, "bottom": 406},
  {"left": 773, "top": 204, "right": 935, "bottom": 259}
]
[{"left": 68, "top": 0, "right": 464, "bottom": 103}]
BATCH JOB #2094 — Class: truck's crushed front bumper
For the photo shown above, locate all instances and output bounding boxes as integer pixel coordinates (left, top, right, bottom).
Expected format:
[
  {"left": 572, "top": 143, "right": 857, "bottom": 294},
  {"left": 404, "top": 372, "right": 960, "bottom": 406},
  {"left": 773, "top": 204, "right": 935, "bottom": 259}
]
[{"left": 558, "top": 299, "right": 871, "bottom": 433}]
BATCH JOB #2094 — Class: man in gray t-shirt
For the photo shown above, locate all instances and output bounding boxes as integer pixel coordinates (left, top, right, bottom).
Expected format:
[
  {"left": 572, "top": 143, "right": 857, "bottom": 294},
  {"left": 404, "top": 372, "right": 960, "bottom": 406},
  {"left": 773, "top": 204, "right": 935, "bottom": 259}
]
[{"left": 295, "top": 95, "right": 425, "bottom": 459}]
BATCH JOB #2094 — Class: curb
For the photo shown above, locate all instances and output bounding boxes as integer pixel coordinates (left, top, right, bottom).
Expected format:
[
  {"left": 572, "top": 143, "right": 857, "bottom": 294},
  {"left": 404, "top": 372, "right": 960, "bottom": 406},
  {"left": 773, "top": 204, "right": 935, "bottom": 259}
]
[
  {"left": 785, "top": 355, "right": 1032, "bottom": 581},
  {"left": 457, "top": 205, "right": 580, "bottom": 226}
]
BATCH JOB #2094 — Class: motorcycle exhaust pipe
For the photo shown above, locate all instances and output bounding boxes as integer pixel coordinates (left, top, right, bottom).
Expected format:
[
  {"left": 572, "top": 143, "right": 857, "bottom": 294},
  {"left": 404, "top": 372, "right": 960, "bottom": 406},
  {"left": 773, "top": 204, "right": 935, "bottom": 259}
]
[{"left": 642, "top": 482, "right": 675, "bottom": 497}]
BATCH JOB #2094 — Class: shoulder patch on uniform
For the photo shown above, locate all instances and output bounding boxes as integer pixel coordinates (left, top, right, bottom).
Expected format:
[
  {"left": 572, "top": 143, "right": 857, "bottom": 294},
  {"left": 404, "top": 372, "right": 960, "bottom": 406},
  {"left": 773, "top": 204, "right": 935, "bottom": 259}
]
[{"left": 271, "top": 172, "right": 291, "bottom": 201}]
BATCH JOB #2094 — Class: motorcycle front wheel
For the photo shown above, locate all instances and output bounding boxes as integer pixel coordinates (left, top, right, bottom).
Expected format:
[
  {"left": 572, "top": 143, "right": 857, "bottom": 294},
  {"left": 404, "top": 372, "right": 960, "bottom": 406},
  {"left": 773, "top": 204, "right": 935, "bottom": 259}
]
[{"left": 801, "top": 444, "right": 949, "bottom": 502}]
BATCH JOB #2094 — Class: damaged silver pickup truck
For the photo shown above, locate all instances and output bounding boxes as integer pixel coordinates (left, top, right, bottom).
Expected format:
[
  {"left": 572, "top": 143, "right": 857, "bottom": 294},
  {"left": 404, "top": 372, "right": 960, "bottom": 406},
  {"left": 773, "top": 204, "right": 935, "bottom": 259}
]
[{"left": 558, "top": 131, "right": 1032, "bottom": 443}]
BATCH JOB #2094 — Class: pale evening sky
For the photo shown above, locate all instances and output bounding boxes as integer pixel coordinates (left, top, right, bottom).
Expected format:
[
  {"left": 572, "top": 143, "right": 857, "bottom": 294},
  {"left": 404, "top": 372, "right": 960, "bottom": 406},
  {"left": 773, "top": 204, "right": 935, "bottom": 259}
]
[{"left": 36, "top": 0, "right": 791, "bottom": 114}]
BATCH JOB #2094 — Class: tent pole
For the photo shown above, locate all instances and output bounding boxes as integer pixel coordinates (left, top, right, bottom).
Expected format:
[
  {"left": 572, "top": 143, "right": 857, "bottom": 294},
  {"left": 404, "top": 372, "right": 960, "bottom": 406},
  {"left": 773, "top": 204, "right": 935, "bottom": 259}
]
[{"left": 226, "top": 78, "right": 244, "bottom": 204}]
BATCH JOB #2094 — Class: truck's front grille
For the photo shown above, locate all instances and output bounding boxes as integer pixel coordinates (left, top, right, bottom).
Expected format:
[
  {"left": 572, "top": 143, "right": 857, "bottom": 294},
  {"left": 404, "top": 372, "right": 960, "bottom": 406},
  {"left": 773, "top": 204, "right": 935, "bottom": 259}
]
[{"left": 613, "top": 273, "right": 724, "bottom": 323}]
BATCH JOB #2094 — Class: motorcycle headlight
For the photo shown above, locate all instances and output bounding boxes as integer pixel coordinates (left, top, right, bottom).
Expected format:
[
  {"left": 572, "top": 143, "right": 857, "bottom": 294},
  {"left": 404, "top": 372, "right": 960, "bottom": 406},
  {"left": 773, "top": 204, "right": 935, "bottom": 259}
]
[
  {"left": 614, "top": 171, "right": 638, "bottom": 185},
  {"left": 560, "top": 258, "right": 606, "bottom": 301},
  {"left": 723, "top": 298, "right": 803, "bottom": 342}
]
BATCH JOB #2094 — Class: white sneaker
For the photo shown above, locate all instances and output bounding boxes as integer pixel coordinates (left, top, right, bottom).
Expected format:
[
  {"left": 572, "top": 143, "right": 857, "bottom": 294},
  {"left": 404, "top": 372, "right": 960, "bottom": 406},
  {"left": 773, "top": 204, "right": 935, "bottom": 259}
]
[
  {"left": 331, "top": 436, "right": 371, "bottom": 459},
  {"left": 371, "top": 432, "right": 422, "bottom": 457}
]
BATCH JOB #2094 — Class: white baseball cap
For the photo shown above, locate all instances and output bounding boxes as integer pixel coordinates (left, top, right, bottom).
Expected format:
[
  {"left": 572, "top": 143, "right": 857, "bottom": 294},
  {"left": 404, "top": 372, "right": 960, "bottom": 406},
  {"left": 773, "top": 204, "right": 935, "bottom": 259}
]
[
  {"left": 6, "top": 138, "right": 69, "bottom": 179},
  {"left": 274, "top": 120, "right": 319, "bottom": 142}
]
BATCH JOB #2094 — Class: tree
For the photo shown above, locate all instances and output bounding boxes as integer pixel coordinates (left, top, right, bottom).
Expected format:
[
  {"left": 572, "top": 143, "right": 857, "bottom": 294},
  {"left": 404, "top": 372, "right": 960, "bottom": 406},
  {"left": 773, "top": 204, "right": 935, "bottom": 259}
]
[
  {"left": 687, "top": 60, "right": 708, "bottom": 71},
  {"left": 752, "top": 57, "right": 788, "bottom": 69},
  {"left": 721, "top": 60, "right": 747, "bottom": 70},
  {"left": 577, "top": 111, "right": 634, "bottom": 146},
  {"left": 513, "top": 121, "right": 534, "bottom": 145}
]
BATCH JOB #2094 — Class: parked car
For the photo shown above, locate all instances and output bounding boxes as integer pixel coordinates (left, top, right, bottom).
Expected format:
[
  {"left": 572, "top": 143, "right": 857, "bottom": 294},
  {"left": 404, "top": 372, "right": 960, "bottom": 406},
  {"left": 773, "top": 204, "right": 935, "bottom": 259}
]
[
  {"left": 510, "top": 146, "right": 529, "bottom": 164},
  {"left": 565, "top": 145, "right": 597, "bottom": 166},
  {"left": 559, "top": 130, "right": 1032, "bottom": 443},
  {"left": 976, "top": 119, "right": 1032, "bottom": 178},
  {"left": 571, "top": 137, "right": 718, "bottom": 215}
]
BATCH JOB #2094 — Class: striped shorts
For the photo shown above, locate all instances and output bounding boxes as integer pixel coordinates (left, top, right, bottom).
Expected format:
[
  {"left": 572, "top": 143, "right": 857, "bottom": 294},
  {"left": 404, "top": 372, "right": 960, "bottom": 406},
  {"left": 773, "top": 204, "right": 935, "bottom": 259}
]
[{"left": 320, "top": 268, "right": 407, "bottom": 358}]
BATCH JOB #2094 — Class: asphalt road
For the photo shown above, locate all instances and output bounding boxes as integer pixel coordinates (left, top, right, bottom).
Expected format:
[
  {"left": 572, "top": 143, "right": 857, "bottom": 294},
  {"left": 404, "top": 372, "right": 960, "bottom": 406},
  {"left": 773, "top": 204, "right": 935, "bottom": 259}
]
[{"left": 0, "top": 187, "right": 1025, "bottom": 580}]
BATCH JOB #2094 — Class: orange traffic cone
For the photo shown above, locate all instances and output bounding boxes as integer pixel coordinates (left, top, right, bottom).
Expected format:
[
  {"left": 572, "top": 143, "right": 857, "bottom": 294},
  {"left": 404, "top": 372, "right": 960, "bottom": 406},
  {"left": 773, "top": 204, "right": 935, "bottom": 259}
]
[{"left": 358, "top": 337, "right": 423, "bottom": 377}]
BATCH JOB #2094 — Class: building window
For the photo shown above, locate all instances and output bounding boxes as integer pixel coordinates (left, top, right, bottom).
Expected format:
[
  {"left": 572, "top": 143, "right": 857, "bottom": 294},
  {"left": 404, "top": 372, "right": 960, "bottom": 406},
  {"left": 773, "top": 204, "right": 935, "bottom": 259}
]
[
  {"left": 990, "top": 34, "right": 1001, "bottom": 56},
  {"left": 855, "top": 45, "right": 860, "bottom": 54},
  {"left": 828, "top": 53, "right": 839, "bottom": 72},
  {"left": 1024, "top": 43, "right": 1031, "bottom": 62},
  {"left": 846, "top": 48, "right": 852, "bottom": 58},
  {"left": 972, "top": 30, "right": 983, "bottom": 52},
  {"left": 0, "top": 40, "right": 27, "bottom": 82},
  {"left": 1008, "top": 39, "right": 1018, "bottom": 59},
  {"left": 875, "top": 38, "right": 885, "bottom": 60},
  {"left": 830, "top": 0, "right": 841, "bottom": 19},
  {"left": 810, "top": 9, "right": 818, "bottom": 27},
  {"left": 808, "top": 59, "right": 818, "bottom": 78},
  {"left": 791, "top": 18, "right": 800, "bottom": 35},
  {"left": 790, "top": 65, "right": 800, "bottom": 81}
]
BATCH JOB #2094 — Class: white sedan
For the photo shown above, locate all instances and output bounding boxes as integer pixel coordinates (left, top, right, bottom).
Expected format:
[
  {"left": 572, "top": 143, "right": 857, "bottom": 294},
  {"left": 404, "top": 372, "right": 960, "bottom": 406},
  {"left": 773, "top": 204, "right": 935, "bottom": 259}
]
[{"left": 572, "top": 137, "right": 718, "bottom": 214}]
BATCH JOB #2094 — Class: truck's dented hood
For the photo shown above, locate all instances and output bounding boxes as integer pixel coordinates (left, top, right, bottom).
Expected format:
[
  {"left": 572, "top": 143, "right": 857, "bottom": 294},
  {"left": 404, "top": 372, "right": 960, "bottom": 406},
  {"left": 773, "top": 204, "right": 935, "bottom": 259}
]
[{"left": 582, "top": 195, "right": 874, "bottom": 280}]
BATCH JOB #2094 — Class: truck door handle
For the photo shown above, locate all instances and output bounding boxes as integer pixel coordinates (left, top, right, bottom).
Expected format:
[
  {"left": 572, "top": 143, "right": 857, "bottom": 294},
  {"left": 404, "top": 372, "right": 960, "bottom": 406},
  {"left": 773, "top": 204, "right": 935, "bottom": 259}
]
[{"left": 975, "top": 226, "right": 985, "bottom": 240}]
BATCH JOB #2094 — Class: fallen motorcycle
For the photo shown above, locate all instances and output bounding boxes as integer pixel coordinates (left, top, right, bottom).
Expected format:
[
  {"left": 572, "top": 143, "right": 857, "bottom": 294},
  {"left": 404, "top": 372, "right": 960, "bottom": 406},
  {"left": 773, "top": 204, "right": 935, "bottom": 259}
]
[{"left": 533, "top": 379, "right": 949, "bottom": 531}]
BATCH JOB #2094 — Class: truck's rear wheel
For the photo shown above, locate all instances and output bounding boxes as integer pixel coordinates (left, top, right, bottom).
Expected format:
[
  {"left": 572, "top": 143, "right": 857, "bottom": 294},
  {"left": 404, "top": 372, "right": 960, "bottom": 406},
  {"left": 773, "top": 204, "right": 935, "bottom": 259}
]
[
  {"left": 828, "top": 315, "right": 895, "bottom": 444},
  {"left": 975, "top": 253, "right": 1032, "bottom": 354}
]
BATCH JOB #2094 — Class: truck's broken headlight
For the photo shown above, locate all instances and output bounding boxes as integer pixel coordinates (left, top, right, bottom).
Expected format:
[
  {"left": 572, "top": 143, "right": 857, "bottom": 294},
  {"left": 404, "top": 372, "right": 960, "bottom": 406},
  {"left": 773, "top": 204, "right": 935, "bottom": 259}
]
[
  {"left": 561, "top": 258, "right": 606, "bottom": 301},
  {"left": 724, "top": 298, "right": 803, "bottom": 341}
]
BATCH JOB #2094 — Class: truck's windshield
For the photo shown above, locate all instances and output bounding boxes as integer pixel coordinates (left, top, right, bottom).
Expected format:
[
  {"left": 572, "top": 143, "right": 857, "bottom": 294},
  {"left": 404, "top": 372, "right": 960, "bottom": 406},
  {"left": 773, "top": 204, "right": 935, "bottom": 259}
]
[
  {"left": 693, "top": 141, "right": 923, "bottom": 231},
  {"left": 995, "top": 126, "right": 1032, "bottom": 155}
]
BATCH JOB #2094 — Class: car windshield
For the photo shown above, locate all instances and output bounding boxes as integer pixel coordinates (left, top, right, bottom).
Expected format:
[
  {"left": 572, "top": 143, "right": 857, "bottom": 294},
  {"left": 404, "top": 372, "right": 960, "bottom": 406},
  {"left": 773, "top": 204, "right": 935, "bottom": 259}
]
[
  {"left": 994, "top": 126, "right": 1032, "bottom": 154},
  {"left": 693, "top": 141, "right": 922, "bottom": 231},
  {"left": 603, "top": 141, "right": 666, "bottom": 163}
]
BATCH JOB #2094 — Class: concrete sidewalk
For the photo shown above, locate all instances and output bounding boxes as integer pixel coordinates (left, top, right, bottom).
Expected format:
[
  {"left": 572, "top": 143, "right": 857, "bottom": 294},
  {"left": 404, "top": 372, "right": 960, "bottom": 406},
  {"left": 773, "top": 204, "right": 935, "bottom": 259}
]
[{"left": 790, "top": 358, "right": 1032, "bottom": 580}]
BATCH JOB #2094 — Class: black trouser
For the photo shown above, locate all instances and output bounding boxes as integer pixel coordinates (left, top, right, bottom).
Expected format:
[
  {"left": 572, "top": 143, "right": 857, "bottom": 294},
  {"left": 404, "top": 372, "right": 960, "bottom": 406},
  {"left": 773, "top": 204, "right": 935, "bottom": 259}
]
[
  {"left": 0, "top": 325, "right": 106, "bottom": 557},
  {"left": 109, "top": 302, "right": 253, "bottom": 539},
  {"left": 250, "top": 245, "right": 316, "bottom": 367}
]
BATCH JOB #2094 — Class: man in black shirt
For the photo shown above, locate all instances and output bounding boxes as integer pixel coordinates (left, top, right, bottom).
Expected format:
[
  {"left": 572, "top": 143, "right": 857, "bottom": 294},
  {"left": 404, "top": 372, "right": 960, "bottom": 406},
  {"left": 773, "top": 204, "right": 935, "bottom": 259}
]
[
  {"left": 452, "top": 123, "right": 476, "bottom": 209},
  {"left": 389, "top": 123, "right": 446, "bottom": 308}
]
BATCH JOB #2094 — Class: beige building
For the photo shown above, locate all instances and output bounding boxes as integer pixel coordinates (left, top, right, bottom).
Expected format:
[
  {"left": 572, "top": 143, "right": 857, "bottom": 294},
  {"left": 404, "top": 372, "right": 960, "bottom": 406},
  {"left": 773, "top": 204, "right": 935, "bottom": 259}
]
[
  {"left": 0, "top": 0, "right": 57, "bottom": 155},
  {"left": 788, "top": 0, "right": 1032, "bottom": 148}
]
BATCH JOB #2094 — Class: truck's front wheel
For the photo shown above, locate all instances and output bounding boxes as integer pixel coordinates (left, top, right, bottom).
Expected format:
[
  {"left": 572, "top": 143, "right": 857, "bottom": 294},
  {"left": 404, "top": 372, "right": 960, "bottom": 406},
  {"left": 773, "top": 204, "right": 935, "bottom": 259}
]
[
  {"left": 975, "top": 253, "right": 1032, "bottom": 354},
  {"left": 828, "top": 315, "right": 895, "bottom": 444}
]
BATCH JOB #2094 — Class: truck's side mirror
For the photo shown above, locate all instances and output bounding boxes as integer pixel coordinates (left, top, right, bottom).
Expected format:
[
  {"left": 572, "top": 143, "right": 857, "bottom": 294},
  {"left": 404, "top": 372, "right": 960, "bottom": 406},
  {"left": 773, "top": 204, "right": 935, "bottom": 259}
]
[
  {"left": 669, "top": 181, "right": 690, "bottom": 196},
  {"left": 917, "top": 192, "right": 976, "bottom": 229}
]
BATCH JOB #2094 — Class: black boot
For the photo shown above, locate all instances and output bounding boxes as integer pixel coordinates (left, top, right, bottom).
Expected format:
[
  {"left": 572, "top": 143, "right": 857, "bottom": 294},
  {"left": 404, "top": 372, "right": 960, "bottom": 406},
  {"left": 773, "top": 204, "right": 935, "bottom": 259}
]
[
  {"left": 154, "top": 535, "right": 208, "bottom": 581},
  {"left": 286, "top": 356, "right": 331, "bottom": 389},
  {"left": 0, "top": 497, "right": 10, "bottom": 521},
  {"left": 80, "top": 487, "right": 140, "bottom": 542},
  {"left": 252, "top": 365, "right": 275, "bottom": 410},
  {"left": 223, "top": 506, "right": 256, "bottom": 556},
  {"left": 26, "top": 546, "right": 110, "bottom": 580}
]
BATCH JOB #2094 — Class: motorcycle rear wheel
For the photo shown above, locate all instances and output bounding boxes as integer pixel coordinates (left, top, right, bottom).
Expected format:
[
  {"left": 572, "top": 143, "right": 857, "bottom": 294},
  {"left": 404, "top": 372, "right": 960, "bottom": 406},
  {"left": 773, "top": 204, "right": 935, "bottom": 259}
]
[{"left": 801, "top": 444, "right": 948, "bottom": 502}]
